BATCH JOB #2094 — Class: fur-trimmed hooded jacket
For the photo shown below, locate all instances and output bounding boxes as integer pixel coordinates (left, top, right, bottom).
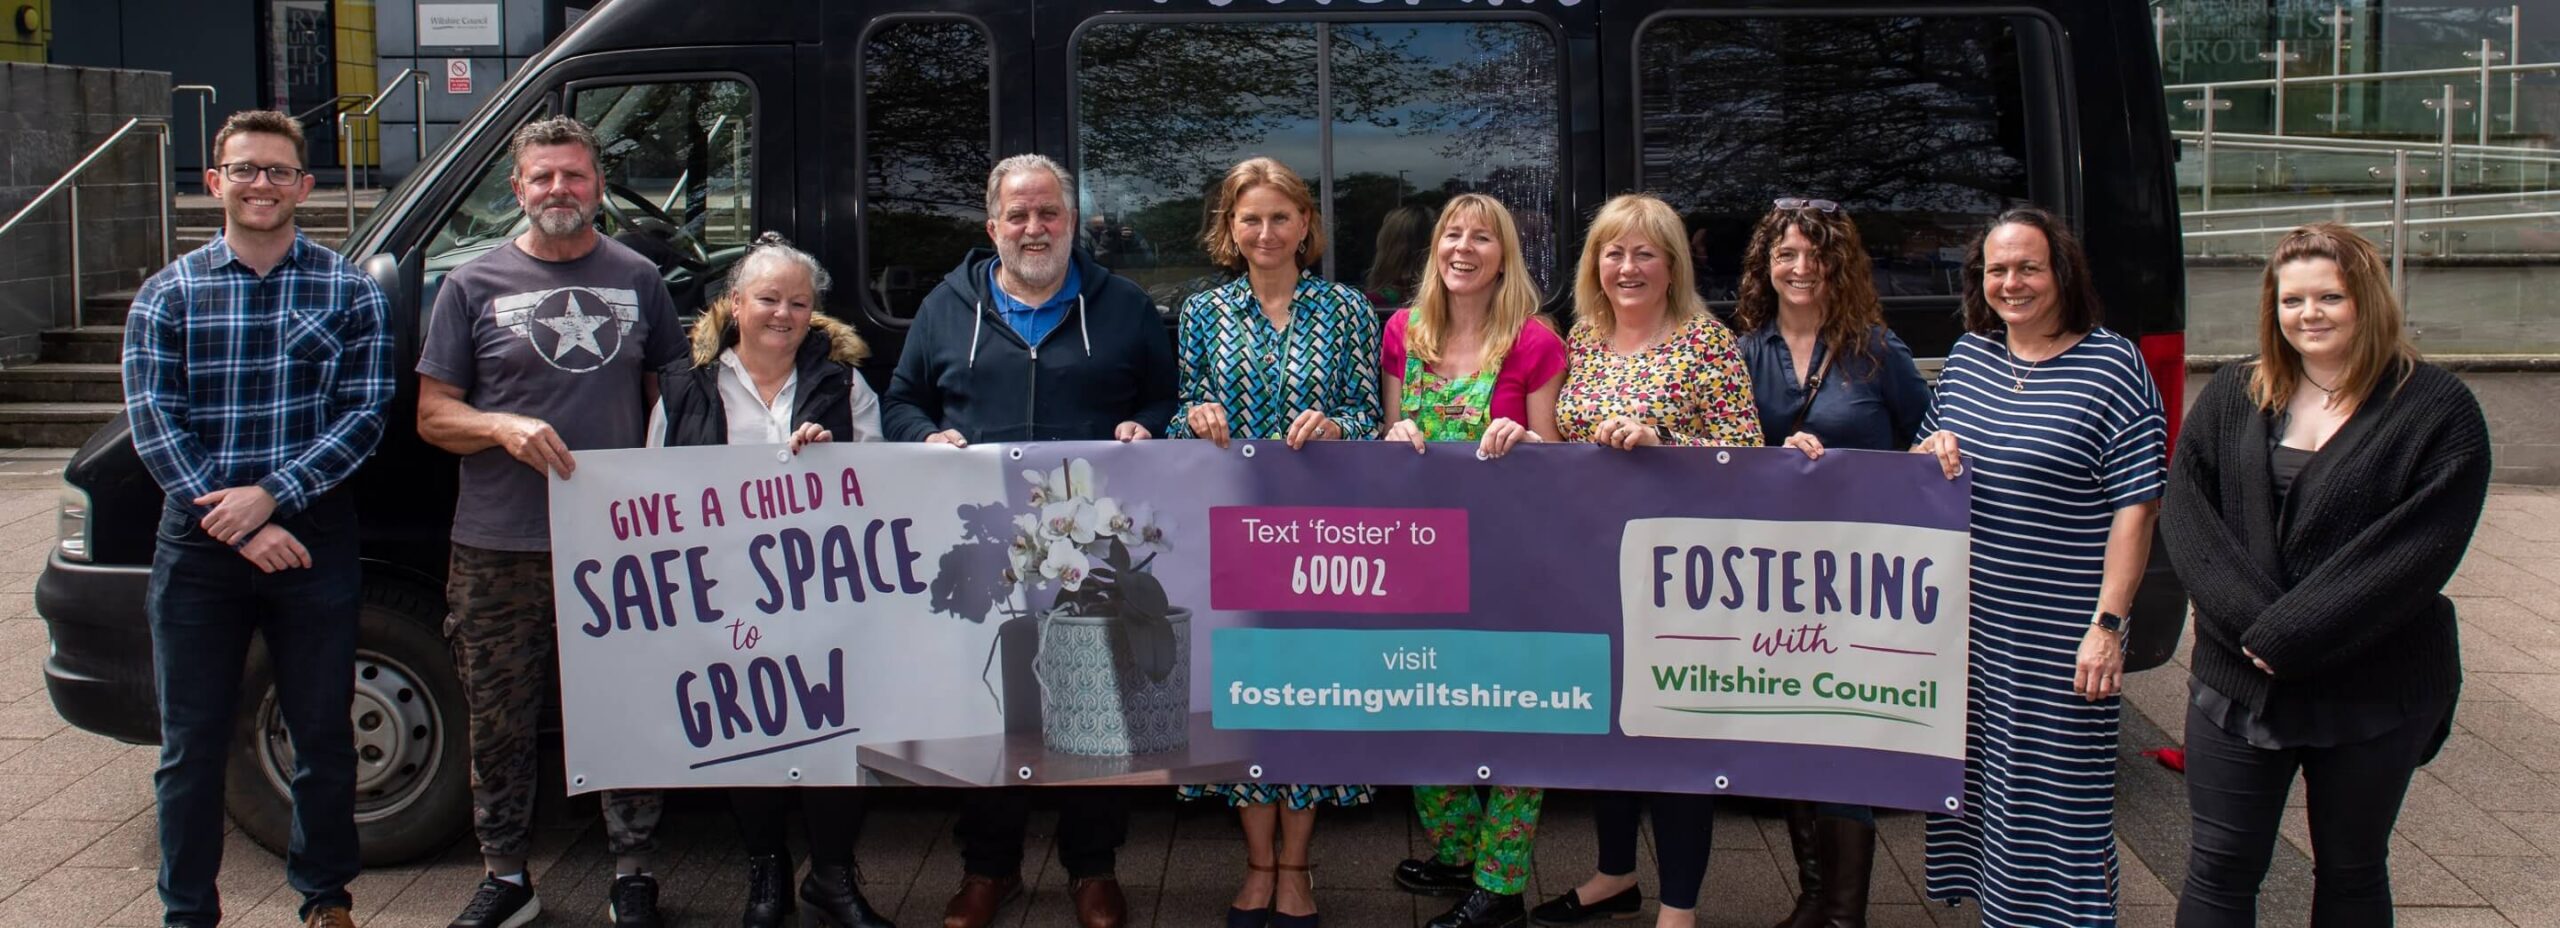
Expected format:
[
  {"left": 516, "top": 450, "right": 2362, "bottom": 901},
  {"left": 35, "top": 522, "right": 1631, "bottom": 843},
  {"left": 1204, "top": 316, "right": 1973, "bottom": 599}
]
[{"left": 657, "top": 313, "right": 872, "bottom": 447}]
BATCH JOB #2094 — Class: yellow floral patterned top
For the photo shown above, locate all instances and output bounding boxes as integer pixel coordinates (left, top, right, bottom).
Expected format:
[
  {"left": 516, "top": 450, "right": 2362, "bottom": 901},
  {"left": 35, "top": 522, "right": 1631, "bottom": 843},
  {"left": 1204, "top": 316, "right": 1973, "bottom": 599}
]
[{"left": 1557, "top": 311, "right": 1760, "bottom": 447}]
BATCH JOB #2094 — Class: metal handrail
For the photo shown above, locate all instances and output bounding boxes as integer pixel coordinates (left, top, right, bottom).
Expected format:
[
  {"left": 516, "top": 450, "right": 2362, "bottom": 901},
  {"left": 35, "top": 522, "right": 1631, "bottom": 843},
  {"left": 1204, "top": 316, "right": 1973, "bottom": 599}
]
[
  {"left": 0, "top": 117, "right": 175, "bottom": 329},
  {"left": 290, "top": 93, "right": 371, "bottom": 127},
  {"left": 2185, "top": 188, "right": 2560, "bottom": 222},
  {"left": 2175, "top": 131, "right": 2560, "bottom": 164},
  {"left": 2183, "top": 209, "right": 2560, "bottom": 239},
  {"left": 338, "top": 68, "right": 429, "bottom": 232},
  {"left": 172, "top": 85, "right": 216, "bottom": 174},
  {"left": 2164, "top": 60, "right": 2559, "bottom": 94}
]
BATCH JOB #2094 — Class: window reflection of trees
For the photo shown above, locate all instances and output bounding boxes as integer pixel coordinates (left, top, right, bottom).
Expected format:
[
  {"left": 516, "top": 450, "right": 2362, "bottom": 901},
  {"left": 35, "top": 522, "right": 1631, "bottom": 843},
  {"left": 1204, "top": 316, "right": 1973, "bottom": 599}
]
[
  {"left": 1641, "top": 17, "right": 2030, "bottom": 301},
  {"left": 864, "top": 21, "right": 993, "bottom": 321},
  {"left": 1075, "top": 21, "right": 1561, "bottom": 314}
]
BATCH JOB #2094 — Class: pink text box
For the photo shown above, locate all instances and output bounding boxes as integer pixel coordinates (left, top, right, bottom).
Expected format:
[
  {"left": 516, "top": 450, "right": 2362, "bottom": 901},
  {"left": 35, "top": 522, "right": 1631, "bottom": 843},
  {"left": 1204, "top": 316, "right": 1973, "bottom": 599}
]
[{"left": 1208, "top": 506, "right": 1469, "bottom": 614}]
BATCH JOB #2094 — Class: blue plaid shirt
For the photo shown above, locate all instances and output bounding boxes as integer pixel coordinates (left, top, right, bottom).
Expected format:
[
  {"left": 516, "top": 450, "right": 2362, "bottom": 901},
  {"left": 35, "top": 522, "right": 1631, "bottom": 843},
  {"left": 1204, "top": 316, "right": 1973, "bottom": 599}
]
[{"left": 123, "top": 232, "right": 396, "bottom": 520}]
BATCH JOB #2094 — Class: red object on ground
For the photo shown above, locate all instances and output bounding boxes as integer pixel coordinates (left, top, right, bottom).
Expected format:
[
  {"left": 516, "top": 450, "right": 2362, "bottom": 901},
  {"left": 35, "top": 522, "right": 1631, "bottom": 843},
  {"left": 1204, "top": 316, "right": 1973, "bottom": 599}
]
[{"left": 2143, "top": 747, "right": 2187, "bottom": 773}]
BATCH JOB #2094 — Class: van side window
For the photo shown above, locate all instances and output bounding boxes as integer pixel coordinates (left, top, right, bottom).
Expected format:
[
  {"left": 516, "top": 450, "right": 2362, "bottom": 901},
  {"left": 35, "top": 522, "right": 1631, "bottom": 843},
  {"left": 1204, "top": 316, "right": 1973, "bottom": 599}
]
[
  {"left": 1075, "top": 20, "right": 1561, "bottom": 315},
  {"left": 1640, "top": 16, "right": 2032, "bottom": 304},
  {"left": 421, "top": 78, "right": 756, "bottom": 321},
  {"left": 860, "top": 19, "right": 994, "bottom": 322}
]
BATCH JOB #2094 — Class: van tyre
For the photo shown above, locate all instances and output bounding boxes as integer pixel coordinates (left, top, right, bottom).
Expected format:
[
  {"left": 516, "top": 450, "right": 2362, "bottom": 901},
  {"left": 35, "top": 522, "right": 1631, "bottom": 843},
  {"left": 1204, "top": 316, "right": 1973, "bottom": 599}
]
[{"left": 225, "top": 580, "right": 470, "bottom": 866}]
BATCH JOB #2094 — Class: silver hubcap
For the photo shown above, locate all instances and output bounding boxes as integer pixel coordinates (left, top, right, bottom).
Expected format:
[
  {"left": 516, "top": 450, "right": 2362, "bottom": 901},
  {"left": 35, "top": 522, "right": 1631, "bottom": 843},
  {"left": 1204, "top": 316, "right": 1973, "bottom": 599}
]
[{"left": 257, "top": 649, "right": 445, "bottom": 823}]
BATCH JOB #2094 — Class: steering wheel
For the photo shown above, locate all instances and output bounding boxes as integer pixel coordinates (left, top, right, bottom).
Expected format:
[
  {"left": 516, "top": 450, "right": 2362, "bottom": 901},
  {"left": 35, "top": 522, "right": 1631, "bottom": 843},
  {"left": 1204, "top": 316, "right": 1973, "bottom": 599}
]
[{"left": 599, "top": 182, "right": 712, "bottom": 273}]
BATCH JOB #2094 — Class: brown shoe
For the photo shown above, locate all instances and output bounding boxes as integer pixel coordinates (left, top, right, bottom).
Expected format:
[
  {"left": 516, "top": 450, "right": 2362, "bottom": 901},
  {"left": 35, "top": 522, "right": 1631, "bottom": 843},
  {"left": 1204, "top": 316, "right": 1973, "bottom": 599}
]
[
  {"left": 302, "top": 905, "right": 357, "bottom": 928},
  {"left": 942, "top": 873, "right": 1022, "bottom": 928},
  {"left": 1070, "top": 876, "right": 1127, "bottom": 928}
]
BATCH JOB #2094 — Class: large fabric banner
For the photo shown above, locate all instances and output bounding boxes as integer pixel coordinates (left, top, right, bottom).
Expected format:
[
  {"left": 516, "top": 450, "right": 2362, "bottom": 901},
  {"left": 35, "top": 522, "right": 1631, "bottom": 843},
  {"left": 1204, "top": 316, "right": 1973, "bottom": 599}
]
[{"left": 547, "top": 440, "right": 1973, "bottom": 814}]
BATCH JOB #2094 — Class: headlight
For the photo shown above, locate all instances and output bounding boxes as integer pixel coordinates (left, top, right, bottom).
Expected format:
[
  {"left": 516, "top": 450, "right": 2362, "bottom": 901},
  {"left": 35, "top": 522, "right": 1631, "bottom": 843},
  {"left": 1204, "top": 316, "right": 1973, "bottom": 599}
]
[{"left": 55, "top": 482, "right": 90, "bottom": 562}]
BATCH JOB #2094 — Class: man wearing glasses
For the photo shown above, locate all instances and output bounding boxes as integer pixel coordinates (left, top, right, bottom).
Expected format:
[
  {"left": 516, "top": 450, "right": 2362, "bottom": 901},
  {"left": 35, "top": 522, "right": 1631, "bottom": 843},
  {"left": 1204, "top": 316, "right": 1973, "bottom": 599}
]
[{"left": 122, "top": 109, "right": 395, "bottom": 928}]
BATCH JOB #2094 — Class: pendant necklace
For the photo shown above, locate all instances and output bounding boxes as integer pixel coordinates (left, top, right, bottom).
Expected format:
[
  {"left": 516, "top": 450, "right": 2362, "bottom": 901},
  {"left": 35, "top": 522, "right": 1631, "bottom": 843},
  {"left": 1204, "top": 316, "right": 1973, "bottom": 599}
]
[{"left": 2005, "top": 340, "right": 2046, "bottom": 392}]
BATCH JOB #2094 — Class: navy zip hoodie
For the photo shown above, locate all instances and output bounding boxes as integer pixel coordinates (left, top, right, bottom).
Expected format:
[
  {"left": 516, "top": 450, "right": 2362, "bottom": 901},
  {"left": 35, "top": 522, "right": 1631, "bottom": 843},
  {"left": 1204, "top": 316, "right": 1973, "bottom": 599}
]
[{"left": 882, "top": 245, "right": 1177, "bottom": 442}]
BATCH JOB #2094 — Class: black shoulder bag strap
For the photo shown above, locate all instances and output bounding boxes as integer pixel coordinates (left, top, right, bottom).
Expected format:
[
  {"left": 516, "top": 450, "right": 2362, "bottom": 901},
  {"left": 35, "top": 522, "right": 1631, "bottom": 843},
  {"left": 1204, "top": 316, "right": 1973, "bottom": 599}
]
[{"left": 1787, "top": 346, "right": 1839, "bottom": 437}]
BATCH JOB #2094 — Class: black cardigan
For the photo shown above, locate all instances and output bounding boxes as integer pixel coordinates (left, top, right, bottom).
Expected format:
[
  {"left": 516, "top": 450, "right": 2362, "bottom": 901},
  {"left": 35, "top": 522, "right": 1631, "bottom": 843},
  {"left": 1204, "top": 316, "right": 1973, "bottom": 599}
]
[{"left": 2161, "top": 361, "right": 2491, "bottom": 714}]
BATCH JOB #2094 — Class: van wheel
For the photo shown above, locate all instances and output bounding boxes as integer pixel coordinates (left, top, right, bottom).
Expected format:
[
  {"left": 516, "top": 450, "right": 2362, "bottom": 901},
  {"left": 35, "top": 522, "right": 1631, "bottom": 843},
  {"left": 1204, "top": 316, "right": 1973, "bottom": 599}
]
[{"left": 225, "top": 580, "right": 470, "bottom": 866}]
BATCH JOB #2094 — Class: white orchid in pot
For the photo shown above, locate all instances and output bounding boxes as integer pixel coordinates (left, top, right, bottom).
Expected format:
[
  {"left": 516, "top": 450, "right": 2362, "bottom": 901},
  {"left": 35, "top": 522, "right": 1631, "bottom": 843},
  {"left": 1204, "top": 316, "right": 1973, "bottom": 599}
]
[{"left": 1003, "top": 458, "right": 1189, "bottom": 756}]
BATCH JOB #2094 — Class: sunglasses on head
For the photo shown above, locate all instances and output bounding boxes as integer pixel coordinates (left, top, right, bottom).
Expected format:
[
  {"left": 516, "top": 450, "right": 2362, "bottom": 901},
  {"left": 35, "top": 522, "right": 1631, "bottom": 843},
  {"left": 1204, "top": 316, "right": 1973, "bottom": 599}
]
[{"left": 1773, "top": 197, "right": 1841, "bottom": 214}]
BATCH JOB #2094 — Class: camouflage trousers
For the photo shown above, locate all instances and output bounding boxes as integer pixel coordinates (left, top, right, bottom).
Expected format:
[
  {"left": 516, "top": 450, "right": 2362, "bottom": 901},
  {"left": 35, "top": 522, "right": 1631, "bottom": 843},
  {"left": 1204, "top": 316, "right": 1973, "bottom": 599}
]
[{"left": 446, "top": 543, "right": 661, "bottom": 859}]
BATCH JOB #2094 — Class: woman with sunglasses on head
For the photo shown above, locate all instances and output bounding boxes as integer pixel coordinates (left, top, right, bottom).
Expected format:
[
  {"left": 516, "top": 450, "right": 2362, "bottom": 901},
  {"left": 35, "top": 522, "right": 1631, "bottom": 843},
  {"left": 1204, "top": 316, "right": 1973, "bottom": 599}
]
[
  {"left": 1732, "top": 198, "right": 1927, "bottom": 928},
  {"left": 2161, "top": 223, "right": 2487, "bottom": 927},
  {"left": 646, "top": 233, "right": 892, "bottom": 928},
  {"left": 1527, "top": 193, "right": 1757, "bottom": 928},
  {"left": 1912, "top": 207, "right": 2166, "bottom": 928},
  {"left": 1381, "top": 193, "right": 1568, "bottom": 928}
]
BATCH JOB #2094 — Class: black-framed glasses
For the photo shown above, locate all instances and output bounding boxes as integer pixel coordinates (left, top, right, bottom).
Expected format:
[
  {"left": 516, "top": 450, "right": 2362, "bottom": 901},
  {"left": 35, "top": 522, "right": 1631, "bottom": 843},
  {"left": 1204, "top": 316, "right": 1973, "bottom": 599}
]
[
  {"left": 1773, "top": 197, "right": 1841, "bottom": 213},
  {"left": 218, "top": 163, "right": 307, "bottom": 185}
]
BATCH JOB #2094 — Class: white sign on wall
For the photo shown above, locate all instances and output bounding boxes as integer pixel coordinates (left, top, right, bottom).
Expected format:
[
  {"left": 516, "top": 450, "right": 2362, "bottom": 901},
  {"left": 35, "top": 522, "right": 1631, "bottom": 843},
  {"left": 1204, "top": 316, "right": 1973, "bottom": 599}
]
[{"left": 417, "top": 2, "right": 502, "bottom": 50}]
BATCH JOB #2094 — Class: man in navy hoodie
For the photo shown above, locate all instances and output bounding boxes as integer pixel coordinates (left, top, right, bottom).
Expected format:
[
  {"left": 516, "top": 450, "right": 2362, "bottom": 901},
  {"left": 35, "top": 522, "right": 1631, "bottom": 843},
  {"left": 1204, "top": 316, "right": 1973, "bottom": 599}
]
[{"left": 883, "top": 154, "right": 1175, "bottom": 928}]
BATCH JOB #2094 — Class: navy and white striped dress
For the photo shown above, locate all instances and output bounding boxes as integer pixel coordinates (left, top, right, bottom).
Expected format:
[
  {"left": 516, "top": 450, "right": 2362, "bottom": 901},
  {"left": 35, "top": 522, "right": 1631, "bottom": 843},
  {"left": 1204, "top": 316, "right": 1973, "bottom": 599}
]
[{"left": 1919, "top": 329, "right": 2165, "bottom": 928}]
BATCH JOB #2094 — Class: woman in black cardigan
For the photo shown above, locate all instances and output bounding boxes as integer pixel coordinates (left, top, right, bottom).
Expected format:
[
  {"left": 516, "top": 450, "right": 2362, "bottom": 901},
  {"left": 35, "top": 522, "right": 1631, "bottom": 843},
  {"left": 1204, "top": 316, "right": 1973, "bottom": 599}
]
[{"left": 2161, "top": 222, "right": 2490, "bottom": 928}]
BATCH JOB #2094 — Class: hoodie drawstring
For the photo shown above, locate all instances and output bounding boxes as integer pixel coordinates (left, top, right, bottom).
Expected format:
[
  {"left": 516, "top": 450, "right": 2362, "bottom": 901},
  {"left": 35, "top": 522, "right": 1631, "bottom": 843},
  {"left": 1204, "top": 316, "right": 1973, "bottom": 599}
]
[{"left": 967, "top": 299, "right": 985, "bottom": 369}]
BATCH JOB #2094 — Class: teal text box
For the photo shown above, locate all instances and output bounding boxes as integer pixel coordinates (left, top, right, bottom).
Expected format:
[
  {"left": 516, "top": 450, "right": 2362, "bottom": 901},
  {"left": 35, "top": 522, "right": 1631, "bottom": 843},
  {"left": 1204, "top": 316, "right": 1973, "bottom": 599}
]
[{"left": 1211, "top": 628, "right": 1612, "bottom": 734}]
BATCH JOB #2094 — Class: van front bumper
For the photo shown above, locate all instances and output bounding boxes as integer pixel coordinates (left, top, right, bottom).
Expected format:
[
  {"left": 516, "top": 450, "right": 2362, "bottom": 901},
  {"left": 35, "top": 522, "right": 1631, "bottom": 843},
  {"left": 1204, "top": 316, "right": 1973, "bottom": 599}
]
[{"left": 35, "top": 552, "right": 159, "bottom": 745}]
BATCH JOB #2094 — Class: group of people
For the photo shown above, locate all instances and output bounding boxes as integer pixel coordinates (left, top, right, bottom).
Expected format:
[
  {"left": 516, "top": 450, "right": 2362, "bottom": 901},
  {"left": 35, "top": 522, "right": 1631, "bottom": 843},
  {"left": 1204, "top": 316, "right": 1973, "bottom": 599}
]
[{"left": 122, "top": 107, "right": 2490, "bottom": 928}]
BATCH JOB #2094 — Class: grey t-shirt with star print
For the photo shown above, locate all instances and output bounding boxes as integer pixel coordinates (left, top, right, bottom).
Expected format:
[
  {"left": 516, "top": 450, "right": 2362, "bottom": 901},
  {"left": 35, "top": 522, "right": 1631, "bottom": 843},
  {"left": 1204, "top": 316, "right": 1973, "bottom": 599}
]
[{"left": 418, "top": 237, "right": 684, "bottom": 551}]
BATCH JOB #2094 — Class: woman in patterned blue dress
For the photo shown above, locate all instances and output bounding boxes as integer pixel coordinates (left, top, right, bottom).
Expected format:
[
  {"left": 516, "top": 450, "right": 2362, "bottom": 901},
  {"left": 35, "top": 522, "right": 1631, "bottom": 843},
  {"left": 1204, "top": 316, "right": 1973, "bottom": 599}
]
[
  {"left": 1913, "top": 207, "right": 2165, "bottom": 928},
  {"left": 1167, "top": 157, "right": 1380, "bottom": 928}
]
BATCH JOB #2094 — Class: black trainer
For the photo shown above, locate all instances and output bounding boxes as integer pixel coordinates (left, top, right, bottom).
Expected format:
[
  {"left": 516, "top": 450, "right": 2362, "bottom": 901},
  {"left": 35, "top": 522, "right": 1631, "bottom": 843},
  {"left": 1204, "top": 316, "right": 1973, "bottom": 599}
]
[
  {"left": 1427, "top": 888, "right": 1527, "bottom": 928},
  {"left": 610, "top": 873, "right": 665, "bottom": 928},
  {"left": 1529, "top": 884, "right": 1642, "bottom": 924},
  {"left": 449, "top": 875, "right": 540, "bottom": 928},
  {"left": 1393, "top": 857, "right": 1476, "bottom": 895}
]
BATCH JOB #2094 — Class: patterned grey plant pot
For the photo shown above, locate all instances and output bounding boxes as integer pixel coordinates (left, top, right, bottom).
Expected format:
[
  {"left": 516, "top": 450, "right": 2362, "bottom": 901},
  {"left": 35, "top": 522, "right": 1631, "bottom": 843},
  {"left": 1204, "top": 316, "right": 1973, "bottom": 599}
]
[{"left": 1033, "top": 607, "right": 1191, "bottom": 756}]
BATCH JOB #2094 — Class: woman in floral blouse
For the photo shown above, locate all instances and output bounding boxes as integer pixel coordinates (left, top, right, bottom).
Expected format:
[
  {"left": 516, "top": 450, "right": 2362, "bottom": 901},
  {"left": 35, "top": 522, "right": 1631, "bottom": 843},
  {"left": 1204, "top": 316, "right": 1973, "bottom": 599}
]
[
  {"left": 1532, "top": 193, "right": 1757, "bottom": 928},
  {"left": 1167, "top": 157, "right": 1379, "bottom": 928}
]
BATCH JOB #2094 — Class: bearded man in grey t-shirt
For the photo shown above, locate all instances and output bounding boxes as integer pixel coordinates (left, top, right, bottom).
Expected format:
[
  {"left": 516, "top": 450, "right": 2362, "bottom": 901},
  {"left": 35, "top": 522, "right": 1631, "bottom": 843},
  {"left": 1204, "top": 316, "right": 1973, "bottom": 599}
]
[{"left": 416, "top": 115, "right": 686, "bottom": 928}]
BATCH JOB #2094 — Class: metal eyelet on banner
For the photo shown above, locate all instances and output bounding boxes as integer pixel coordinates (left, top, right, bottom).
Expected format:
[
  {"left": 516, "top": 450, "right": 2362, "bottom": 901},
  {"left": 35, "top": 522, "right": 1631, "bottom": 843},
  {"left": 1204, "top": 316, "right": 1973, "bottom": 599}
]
[
  {"left": 1713, "top": 775, "right": 1731, "bottom": 790},
  {"left": 787, "top": 768, "right": 802, "bottom": 781},
  {"left": 1017, "top": 766, "right": 1034, "bottom": 781},
  {"left": 1248, "top": 764, "right": 1265, "bottom": 779},
  {"left": 571, "top": 775, "right": 586, "bottom": 788},
  {"left": 1240, "top": 444, "right": 1257, "bottom": 459},
  {"left": 775, "top": 448, "right": 792, "bottom": 464},
  {"left": 1715, "top": 450, "right": 1731, "bottom": 464},
  {"left": 1474, "top": 449, "right": 1490, "bottom": 462},
  {"left": 1475, "top": 765, "right": 1493, "bottom": 780},
  {"left": 1944, "top": 797, "right": 1961, "bottom": 812},
  {"left": 1008, "top": 447, "right": 1024, "bottom": 461}
]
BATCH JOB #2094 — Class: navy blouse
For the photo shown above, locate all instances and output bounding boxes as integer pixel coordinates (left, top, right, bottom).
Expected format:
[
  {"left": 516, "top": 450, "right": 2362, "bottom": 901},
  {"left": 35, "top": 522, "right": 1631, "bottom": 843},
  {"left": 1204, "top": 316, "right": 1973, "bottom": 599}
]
[{"left": 1738, "top": 323, "right": 1930, "bottom": 450}]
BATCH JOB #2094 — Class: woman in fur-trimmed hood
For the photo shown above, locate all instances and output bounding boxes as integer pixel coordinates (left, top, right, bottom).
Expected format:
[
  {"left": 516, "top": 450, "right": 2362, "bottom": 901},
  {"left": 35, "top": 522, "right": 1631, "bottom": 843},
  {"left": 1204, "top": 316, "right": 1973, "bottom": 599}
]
[{"left": 648, "top": 232, "right": 883, "bottom": 451}]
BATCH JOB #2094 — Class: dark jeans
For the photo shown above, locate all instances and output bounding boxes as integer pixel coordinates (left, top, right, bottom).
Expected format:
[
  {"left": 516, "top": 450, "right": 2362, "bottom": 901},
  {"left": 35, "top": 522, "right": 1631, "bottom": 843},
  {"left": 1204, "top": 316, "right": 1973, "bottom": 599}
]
[
  {"left": 1593, "top": 791, "right": 1715, "bottom": 909},
  {"left": 732, "top": 787, "right": 868, "bottom": 865},
  {"left": 2178, "top": 697, "right": 2450, "bottom": 928},
  {"left": 148, "top": 496, "right": 361, "bottom": 926},
  {"left": 957, "top": 787, "right": 1130, "bottom": 880}
]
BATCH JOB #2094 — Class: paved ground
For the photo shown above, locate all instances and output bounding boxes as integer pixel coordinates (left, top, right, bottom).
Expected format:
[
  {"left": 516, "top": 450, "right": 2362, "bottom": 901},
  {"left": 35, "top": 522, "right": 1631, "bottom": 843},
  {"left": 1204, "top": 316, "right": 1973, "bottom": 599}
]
[{"left": 0, "top": 452, "right": 2554, "bottom": 927}]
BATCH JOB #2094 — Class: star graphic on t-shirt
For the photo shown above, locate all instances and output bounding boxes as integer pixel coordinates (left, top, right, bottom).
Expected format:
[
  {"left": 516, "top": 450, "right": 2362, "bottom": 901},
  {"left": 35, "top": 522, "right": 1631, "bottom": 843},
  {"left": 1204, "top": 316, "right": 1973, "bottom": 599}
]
[{"left": 540, "top": 295, "right": 609, "bottom": 361}]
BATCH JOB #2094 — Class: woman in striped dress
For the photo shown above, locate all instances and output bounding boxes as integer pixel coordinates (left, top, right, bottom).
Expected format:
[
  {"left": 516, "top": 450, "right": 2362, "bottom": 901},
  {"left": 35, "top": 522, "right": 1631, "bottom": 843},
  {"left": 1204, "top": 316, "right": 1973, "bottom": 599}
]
[{"left": 1913, "top": 207, "right": 2165, "bottom": 928}]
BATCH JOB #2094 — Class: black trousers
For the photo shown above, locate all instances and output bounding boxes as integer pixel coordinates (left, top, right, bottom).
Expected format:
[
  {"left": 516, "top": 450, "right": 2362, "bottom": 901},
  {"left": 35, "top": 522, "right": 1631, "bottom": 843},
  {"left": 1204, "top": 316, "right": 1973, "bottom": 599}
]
[
  {"left": 731, "top": 787, "right": 868, "bottom": 865},
  {"left": 1592, "top": 791, "right": 1716, "bottom": 909},
  {"left": 957, "top": 787, "right": 1131, "bottom": 880},
  {"left": 2177, "top": 697, "right": 2450, "bottom": 928}
]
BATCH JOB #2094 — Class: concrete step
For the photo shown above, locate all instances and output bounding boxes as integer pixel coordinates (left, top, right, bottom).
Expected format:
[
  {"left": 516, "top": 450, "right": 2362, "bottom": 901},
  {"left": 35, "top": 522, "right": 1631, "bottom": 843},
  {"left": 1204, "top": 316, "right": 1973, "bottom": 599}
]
[
  {"left": 41, "top": 327, "right": 124, "bottom": 365},
  {"left": 0, "top": 402, "right": 120, "bottom": 447},
  {"left": 74, "top": 291, "right": 140, "bottom": 328},
  {"left": 0, "top": 363, "right": 122, "bottom": 404}
]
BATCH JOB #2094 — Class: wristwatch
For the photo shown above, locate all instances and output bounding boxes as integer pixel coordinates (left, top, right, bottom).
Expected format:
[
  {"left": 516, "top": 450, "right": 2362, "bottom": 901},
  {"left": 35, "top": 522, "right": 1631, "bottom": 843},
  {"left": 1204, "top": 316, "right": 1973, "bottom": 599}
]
[{"left": 2092, "top": 611, "right": 2131, "bottom": 635}]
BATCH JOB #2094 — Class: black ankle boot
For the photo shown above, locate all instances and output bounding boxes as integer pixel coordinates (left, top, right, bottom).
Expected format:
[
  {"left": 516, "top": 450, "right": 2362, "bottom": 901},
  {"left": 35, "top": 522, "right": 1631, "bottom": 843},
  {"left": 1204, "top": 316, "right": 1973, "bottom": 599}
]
[
  {"left": 1393, "top": 858, "right": 1476, "bottom": 896},
  {"left": 740, "top": 854, "right": 793, "bottom": 928},
  {"left": 1426, "top": 888, "right": 1525, "bottom": 928},
  {"left": 801, "top": 862, "right": 894, "bottom": 928}
]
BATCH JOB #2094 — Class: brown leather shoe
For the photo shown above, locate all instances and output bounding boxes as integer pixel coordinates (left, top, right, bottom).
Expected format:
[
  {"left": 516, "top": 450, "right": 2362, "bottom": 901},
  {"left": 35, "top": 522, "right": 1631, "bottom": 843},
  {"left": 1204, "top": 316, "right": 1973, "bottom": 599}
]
[
  {"left": 302, "top": 905, "right": 356, "bottom": 928},
  {"left": 1070, "top": 876, "right": 1127, "bottom": 928},
  {"left": 941, "top": 873, "right": 1022, "bottom": 928}
]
